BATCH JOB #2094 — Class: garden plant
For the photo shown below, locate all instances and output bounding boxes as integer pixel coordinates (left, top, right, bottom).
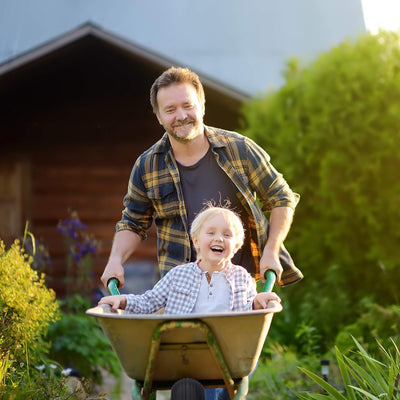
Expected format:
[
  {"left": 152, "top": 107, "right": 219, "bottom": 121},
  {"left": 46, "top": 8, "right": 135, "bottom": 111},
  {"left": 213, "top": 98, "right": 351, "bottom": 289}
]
[
  {"left": 0, "top": 214, "right": 119, "bottom": 398},
  {"left": 242, "top": 29, "right": 400, "bottom": 350},
  {"left": 296, "top": 337, "right": 400, "bottom": 399},
  {"left": 244, "top": 29, "right": 400, "bottom": 398}
]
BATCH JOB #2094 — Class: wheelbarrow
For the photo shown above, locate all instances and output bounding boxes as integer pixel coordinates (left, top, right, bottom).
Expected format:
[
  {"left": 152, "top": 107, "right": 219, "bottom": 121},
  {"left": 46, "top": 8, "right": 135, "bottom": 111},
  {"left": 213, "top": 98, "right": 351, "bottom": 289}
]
[{"left": 86, "top": 271, "right": 282, "bottom": 399}]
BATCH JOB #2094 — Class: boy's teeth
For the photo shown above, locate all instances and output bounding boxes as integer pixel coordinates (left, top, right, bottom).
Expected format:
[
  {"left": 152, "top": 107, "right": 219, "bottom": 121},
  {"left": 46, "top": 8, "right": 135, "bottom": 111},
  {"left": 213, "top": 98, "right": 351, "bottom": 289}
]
[{"left": 211, "top": 246, "right": 223, "bottom": 252}]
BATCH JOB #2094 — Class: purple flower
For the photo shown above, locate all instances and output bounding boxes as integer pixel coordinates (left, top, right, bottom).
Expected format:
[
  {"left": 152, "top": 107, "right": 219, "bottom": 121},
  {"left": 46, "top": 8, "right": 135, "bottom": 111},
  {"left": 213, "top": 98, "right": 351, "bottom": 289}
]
[
  {"left": 57, "top": 210, "right": 101, "bottom": 296},
  {"left": 57, "top": 215, "right": 87, "bottom": 241}
]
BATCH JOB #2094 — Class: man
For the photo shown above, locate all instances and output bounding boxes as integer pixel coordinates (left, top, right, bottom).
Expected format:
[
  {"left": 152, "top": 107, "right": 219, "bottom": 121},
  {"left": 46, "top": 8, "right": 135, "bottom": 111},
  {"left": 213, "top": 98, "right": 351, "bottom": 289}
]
[{"left": 101, "top": 66, "right": 302, "bottom": 290}]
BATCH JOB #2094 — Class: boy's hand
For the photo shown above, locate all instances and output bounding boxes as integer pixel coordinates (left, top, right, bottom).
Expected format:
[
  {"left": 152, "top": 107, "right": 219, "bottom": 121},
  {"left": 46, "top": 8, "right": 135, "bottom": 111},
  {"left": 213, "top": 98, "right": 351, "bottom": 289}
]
[
  {"left": 253, "top": 292, "right": 281, "bottom": 310},
  {"left": 98, "top": 295, "right": 127, "bottom": 312}
]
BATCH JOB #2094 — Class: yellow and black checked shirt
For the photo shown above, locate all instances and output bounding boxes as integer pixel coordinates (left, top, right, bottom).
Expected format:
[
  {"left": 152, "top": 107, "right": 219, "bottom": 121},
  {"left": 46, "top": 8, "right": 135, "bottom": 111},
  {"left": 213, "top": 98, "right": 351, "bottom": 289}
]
[{"left": 116, "top": 126, "right": 303, "bottom": 286}]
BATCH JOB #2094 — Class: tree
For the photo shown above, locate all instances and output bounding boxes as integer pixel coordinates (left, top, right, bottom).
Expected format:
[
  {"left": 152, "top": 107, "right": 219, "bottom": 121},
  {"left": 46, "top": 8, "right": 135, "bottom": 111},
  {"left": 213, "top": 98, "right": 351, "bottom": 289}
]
[{"left": 242, "top": 30, "right": 400, "bottom": 346}]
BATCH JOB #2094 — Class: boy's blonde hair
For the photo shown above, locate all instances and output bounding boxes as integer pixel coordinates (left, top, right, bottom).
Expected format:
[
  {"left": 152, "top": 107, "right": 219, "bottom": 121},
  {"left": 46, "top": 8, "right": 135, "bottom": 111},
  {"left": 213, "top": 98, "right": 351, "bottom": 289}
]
[{"left": 190, "top": 205, "right": 245, "bottom": 250}]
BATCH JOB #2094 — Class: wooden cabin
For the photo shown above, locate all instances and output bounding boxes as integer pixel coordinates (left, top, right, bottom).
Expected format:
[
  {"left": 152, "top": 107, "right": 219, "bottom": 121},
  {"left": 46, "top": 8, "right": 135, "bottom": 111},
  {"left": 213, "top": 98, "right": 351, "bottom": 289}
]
[{"left": 0, "top": 24, "right": 246, "bottom": 296}]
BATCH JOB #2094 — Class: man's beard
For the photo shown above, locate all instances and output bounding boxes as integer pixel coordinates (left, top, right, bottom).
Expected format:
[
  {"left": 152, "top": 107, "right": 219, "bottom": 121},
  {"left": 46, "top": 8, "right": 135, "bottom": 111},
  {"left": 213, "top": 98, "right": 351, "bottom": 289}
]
[{"left": 169, "top": 118, "right": 201, "bottom": 143}]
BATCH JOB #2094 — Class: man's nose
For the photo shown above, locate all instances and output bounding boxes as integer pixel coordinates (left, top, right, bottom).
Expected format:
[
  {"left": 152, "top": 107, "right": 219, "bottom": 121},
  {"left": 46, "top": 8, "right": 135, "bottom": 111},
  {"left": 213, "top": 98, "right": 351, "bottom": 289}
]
[{"left": 175, "top": 107, "right": 187, "bottom": 120}]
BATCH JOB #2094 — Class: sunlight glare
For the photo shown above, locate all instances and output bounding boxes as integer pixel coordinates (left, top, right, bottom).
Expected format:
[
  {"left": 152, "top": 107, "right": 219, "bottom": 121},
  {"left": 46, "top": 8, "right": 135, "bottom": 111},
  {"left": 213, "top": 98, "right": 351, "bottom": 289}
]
[{"left": 361, "top": 0, "right": 400, "bottom": 34}]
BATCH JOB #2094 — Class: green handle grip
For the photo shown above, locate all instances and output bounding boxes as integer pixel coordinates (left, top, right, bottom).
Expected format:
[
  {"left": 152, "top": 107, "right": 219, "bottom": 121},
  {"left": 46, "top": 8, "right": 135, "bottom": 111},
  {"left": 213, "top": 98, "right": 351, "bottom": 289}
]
[
  {"left": 107, "top": 278, "right": 121, "bottom": 296},
  {"left": 262, "top": 270, "right": 277, "bottom": 293}
]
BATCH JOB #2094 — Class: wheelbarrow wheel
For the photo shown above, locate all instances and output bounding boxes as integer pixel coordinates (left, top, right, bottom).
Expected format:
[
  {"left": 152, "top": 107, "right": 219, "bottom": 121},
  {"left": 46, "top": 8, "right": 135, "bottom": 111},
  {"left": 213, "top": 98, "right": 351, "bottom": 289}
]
[{"left": 171, "top": 378, "right": 205, "bottom": 400}]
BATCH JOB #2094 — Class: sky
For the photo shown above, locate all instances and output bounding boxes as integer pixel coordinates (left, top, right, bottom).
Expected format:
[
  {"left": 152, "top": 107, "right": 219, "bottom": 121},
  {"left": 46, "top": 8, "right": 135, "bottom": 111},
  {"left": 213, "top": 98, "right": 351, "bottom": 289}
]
[{"left": 361, "top": 0, "right": 400, "bottom": 33}]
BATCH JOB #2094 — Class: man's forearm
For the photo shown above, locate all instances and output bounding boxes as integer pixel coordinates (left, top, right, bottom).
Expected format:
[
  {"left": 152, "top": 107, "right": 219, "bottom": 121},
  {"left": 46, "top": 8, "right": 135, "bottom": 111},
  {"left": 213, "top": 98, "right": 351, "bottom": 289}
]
[
  {"left": 101, "top": 230, "right": 142, "bottom": 288},
  {"left": 260, "top": 206, "right": 294, "bottom": 280},
  {"left": 264, "top": 206, "right": 294, "bottom": 254},
  {"left": 108, "top": 230, "right": 142, "bottom": 264}
]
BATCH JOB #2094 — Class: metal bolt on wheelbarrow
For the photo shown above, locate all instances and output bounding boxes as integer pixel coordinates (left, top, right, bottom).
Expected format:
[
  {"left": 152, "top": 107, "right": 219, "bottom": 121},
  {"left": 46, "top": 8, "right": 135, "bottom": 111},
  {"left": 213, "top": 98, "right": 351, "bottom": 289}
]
[{"left": 86, "top": 270, "right": 281, "bottom": 400}]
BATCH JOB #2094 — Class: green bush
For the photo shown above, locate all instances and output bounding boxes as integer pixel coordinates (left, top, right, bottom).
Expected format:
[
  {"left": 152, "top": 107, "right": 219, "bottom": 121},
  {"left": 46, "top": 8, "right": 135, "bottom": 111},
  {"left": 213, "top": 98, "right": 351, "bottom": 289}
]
[
  {"left": 242, "top": 30, "right": 400, "bottom": 347},
  {"left": 1, "top": 360, "right": 104, "bottom": 400},
  {"left": 0, "top": 239, "right": 59, "bottom": 369},
  {"left": 0, "top": 238, "right": 66, "bottom": 397},
  {"left": 249, "top": 343, "right": 321, "bottom": 399},
  {"left": 0, "top": 224, "right": 117, "bottom": 398},
  {"left": 335, "top": 302, "right": 400, "bottom": 357},
  {"left": 47, "top": 294, "right": 121, "bottom": 384}
]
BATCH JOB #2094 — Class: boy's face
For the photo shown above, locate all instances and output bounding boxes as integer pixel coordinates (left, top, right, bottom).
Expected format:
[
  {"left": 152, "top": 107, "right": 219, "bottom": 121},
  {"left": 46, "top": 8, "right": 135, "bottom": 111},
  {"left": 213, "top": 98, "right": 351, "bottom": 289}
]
[{"left": 193, "top": 214, "right": 240, "bottom": 270}]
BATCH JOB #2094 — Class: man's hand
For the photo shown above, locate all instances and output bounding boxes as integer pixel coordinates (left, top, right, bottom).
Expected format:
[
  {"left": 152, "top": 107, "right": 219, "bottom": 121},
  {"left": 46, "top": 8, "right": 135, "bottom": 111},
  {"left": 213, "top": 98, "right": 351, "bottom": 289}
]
[
  {"left": 100, "top": 259, "right": 125, "bottom": 289},
  {"left": 253, "top": 292, "right": 281, "bottom": 310},
  {"left": 259, "top": 248, "right": 283, "bottom": 283}
]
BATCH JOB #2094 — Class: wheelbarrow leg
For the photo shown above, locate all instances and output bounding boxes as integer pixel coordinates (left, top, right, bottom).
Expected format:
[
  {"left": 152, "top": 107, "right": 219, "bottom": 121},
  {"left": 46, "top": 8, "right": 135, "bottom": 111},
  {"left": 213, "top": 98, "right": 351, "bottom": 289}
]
[
  {"left": 131, "top": 380, "right": 142, "bottom": 399},
  {"left": 131, "top": 380, "right": 156, "bottom": 400},
  {"left": 233, "top": 376, "right": 248, "bottom": 399}
]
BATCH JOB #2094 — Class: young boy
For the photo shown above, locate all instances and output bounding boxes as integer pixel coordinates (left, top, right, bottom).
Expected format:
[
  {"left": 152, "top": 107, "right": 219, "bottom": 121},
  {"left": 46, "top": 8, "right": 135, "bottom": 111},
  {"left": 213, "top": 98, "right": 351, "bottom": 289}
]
[{"left": 99, "top": 205, "right": 281, "bottom": 313}]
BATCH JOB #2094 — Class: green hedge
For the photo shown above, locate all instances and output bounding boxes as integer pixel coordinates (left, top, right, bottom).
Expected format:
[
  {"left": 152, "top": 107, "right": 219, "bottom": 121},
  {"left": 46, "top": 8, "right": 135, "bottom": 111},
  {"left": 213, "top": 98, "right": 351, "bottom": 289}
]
[{"left": 242, "top": 30, "right": 400, "bottom": 347}]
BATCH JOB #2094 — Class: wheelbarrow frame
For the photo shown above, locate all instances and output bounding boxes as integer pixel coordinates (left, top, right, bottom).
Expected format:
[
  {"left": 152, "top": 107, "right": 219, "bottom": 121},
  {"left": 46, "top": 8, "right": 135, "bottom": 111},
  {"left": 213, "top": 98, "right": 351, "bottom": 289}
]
[
  {"left": 139, "top": 318, "right": 249, "bottom": 399},
  {"left": 87, "top": 271, "right": 280, "bottom": 399}
]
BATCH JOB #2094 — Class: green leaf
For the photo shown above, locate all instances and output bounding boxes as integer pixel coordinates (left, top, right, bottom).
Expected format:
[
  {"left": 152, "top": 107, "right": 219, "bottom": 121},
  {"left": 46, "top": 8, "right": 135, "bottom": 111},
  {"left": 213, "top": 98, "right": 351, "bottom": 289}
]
[
  {"left": 348, "top": 385, "right": 383, "bottom": 400},
  {"left": 352, "top": 337, "right": 388, "bottom": 391},
  {"left": 344, "top": 356, "right": 384, "bottom": 395},
  {"left": 335, "top": 347, "right": 357, "bottom": 400},
  {"left": 298, "top": 367, "right": 347, "bottom": 399}
]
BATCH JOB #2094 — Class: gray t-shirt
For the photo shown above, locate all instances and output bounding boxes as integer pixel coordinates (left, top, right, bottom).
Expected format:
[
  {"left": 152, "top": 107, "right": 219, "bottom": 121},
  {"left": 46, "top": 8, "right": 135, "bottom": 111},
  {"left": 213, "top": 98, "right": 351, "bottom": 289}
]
[{"left": 177, "top": 147, "right": 256, "bottom": 273}]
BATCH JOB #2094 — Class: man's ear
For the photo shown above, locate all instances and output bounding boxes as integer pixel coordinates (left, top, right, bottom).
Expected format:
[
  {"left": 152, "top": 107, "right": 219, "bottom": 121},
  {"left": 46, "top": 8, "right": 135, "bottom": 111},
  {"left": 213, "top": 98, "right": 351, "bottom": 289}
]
[{"left": 156, "top": 113, "right": 163, "bottom": 125}]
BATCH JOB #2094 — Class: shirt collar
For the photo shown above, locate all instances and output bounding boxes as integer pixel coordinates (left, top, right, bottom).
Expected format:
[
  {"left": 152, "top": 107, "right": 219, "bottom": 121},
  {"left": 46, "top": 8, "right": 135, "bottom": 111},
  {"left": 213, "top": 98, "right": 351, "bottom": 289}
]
[
  {"left": 194, "top": 261, "right": 235, "bottom": 277},
  {"left": 153, "top": 132, "right": 171, "bottom": 154},
  {"left": 204, "top": 126, "right": 226, "bottom": 149}
]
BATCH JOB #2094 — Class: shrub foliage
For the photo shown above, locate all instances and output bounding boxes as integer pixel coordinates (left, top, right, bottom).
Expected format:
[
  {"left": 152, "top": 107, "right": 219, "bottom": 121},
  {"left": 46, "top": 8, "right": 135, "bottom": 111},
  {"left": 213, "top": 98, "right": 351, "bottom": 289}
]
[
  {"left": 0, "top": 239, "right": 59, "bottom": 365},
  {"left": 242, "top": 30, "right": 400, "bottom": 346},
  {"left": 0, "top": 239, "right": 59, "bottom": 396}
]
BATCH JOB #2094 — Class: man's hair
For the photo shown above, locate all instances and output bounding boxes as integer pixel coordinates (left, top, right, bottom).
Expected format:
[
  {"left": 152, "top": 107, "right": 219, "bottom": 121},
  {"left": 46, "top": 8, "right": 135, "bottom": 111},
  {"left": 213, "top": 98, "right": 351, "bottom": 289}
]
[
  {"left": 150, "top": 66, "right": 205, "bottom": 114},
  {"left": 190, "top": 204, "right": 245, "bottom": 251}
]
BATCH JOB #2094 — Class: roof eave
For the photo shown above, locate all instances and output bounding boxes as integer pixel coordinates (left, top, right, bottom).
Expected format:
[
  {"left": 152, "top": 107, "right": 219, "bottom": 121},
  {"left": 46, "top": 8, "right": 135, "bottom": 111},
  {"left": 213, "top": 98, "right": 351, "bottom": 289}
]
[{"left": 0, "top": 22, "right": 250, "bottom": 103}]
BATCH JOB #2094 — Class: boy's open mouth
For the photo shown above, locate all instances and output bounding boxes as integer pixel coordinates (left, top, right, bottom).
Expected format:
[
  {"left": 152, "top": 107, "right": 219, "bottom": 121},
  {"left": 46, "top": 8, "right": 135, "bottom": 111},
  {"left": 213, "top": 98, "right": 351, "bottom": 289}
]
[{"left": 211, "top": 246, "right": 223, "bottom": 253}]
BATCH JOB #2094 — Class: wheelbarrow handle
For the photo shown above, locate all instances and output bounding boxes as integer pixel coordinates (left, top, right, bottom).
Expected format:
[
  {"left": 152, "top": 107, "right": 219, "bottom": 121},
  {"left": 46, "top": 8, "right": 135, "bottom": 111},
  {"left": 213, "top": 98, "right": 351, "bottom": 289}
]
[
  {"left": 107, "top": 277, "right": 121, "bottom": 296},
  {"left": 262, "top": 270, "right": 277, "bottom": 293}
]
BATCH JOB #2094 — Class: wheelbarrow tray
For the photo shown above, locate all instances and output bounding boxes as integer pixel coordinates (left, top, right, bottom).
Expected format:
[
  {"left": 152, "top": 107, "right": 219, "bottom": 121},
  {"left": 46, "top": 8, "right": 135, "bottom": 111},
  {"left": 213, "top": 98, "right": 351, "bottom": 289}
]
[{"left": 86, "top": 304, "right": 281, "bottom": 383}]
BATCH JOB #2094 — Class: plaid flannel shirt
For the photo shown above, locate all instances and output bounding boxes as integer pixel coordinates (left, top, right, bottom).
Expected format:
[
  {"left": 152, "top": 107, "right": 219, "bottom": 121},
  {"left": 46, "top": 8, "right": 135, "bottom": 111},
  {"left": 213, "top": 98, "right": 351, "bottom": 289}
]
[
  {"left": 124, "top": 262, "right": 257, "bottom": 314},
  {"left": 117, "top": 126, "right": 303, "bottom": 286}
]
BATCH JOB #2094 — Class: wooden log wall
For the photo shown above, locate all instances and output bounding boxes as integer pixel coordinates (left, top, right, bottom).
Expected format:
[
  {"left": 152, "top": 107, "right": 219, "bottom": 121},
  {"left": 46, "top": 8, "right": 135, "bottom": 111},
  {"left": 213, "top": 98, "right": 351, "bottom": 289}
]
[{"left": 29, "top": 142, "right": 158, "bottom": 297}]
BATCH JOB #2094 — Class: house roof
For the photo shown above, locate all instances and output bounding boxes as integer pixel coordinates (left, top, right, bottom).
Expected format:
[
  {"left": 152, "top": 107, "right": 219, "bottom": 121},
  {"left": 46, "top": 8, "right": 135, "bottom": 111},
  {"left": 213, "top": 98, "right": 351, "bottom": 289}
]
[{"left": 0, "top": 22, "right": 249, "bottom": 104}]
